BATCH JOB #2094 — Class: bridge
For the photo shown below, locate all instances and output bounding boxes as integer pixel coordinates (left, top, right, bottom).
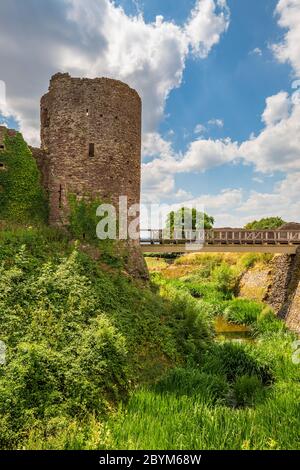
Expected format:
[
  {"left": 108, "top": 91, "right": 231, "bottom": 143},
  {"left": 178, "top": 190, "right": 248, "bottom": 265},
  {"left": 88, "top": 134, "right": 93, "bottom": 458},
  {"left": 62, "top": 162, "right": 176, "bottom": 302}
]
[{"left": 140, "top": 229, "right": 300, "bottom": 254}]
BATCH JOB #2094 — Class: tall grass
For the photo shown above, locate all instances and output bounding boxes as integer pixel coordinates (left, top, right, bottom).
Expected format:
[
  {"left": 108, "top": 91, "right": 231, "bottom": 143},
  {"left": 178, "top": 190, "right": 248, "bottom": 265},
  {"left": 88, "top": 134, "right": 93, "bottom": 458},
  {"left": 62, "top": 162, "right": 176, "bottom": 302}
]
[
  {"left": 24, "top": 378, "right": 299, "bottom": 450},
  {"left": 2, "top": 229, "right": 299, "bottom": 450}
]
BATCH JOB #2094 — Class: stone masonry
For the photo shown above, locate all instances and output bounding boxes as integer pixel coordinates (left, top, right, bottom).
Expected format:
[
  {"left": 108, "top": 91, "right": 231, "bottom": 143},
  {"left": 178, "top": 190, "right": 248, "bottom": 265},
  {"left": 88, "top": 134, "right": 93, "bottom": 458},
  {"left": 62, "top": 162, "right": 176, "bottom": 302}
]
[
  {"left": 239, "top": 251, "right": 300, "bottom": 333},
  {"left": 40, "top": 72, "right": 142, "bottom": 226},
  {"left": 1, "top": 74, "right": 148, "bottom": 278}
]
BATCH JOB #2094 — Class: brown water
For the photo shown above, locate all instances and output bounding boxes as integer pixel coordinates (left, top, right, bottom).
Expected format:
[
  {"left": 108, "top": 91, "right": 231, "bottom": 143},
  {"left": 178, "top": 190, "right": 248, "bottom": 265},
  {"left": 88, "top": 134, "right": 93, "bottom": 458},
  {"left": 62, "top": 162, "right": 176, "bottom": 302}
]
[{"left": 215, "top": 316, "right": 253, "bottom": 342}]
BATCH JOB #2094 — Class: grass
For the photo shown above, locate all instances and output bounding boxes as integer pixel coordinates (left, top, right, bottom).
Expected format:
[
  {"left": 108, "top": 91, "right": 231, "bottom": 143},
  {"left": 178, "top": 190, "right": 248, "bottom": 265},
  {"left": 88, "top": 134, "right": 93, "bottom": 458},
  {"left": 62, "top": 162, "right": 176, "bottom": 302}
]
[
  {"left": 0, "top": 225, "right": 214, "bottom": 449},
  {"left": 0, "top": 230, "right": 299, "bottom": 450},
  {"left": 25, "top": 374, "right": 300, "bottom": 450}
]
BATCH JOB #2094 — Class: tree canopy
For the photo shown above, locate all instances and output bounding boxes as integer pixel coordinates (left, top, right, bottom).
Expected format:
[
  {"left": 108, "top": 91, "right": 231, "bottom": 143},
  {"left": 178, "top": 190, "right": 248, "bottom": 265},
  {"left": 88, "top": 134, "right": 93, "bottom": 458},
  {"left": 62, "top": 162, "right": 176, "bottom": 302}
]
[
  {"left": 165, "top": 207, "right": 214, "bottom": 238},
  {"left": 244, "top": 217, "right": 285, "bottom": 230}
]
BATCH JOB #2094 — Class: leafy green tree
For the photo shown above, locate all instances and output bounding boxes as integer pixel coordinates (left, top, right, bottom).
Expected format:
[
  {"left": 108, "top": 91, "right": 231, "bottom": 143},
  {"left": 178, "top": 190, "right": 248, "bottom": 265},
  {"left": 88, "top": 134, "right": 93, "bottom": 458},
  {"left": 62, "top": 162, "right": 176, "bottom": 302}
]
[
  {"left": 244, "top": 217, "right": 286, "bottom": 230},
  {"left": 165, "top": 207, "right": 214, "bottom": 238}
]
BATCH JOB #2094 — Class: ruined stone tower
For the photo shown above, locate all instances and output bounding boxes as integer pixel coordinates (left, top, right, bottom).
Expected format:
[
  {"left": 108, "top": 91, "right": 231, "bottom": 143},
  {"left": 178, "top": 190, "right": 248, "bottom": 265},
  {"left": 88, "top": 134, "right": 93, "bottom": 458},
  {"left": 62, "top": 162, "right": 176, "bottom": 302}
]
[{"left": 40, "top": 73, "right": 142, "bottom": 226}]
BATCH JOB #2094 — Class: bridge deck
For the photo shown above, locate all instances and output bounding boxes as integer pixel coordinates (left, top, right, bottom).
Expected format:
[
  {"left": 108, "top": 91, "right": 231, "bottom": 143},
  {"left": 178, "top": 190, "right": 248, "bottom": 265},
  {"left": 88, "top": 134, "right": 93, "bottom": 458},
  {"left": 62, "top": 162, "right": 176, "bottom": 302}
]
[{"left": 140, "top": 229, "right": 300, "bottom": 254}]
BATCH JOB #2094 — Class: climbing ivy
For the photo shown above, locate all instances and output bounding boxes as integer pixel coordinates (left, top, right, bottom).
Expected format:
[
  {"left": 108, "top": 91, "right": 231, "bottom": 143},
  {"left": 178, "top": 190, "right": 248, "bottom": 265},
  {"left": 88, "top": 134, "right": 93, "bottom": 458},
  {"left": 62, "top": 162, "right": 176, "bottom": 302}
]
[
  {"left": 0, "top": 130, "right": 48, "bottom": 224},
  {"left": 68, "top": 194, "right": 103, "bottom": 243}
]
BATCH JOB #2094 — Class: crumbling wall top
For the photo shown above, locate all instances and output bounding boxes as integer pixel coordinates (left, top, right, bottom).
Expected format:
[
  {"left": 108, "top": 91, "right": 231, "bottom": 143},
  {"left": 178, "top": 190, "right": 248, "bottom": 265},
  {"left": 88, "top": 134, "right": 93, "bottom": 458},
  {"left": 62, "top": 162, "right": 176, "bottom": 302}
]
[{"left": 45, "top": 72, "right": 141, "bottom": 102}]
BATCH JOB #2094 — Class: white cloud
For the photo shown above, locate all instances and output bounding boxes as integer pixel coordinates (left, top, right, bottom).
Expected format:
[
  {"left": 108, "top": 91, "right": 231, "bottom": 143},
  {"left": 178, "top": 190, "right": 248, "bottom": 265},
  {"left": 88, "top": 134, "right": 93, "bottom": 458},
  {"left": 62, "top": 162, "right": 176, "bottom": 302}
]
[
  {"left": 141, "top": 134, "right": 240, "bottom": 202},
  {"left": 0, "top": 0, "right": 229, "bottom": 145},
  {"left": 261, "top": 91, "right": 291, "bottom": 126},
  {"left": 235, "top": 174, "right": 300, "bottom": 222},
  {"left": 252, "top": 176, "right": 264, "bottom": 184},
  {"left": 185, "top": 0, "right": 230, "bottom": 58},
  {"left": 240, "top": 91, "right": 300, "bottom": 172},
  {"left": 194, "top": 123, "right": 207, "bottom": 134},
  {"left": 208, "top": 118, "right": 224, "bottom": 127},
  {"left": 142, "top": 85, "right": 300, "bottom": 203},
  {"left": 141, "top": 0, "right": 300, "bottom": 225},
  {"left": 177, "top": 137, "right": 239, "bottom": 172},
  {"left": 142, "top": 132, "right": 176, "bottom": 161},
  {"left": 250, "top": 47, "right": 262, "bottom": 56},
  {"left": 273, "top": 0, "right": 300, "bottom": 77},
  {"left": 172, "top": 173, "right": 300, "bottom": 227},
  {"left": 174, "top": 188, "right": 193, "bottom": 200},
  {"left": 142, "top": 170, "right": 176, "bottom": 203}
]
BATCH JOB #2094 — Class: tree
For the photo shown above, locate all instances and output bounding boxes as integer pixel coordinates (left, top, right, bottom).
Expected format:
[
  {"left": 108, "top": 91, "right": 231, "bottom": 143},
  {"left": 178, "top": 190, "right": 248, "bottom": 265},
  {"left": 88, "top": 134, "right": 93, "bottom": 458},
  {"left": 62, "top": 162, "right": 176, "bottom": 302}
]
[
  {"left": 165, "top": 207, "right": 214, "bottom": 239},
  {"left": 244, "top": 217, "right": 286, "bottom": 230}
]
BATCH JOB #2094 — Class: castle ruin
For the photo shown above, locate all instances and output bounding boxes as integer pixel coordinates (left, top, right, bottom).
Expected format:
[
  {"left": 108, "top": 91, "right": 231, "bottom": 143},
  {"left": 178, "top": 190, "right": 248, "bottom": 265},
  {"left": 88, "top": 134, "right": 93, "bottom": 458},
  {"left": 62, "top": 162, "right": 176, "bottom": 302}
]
[
  {"left": 0, "top": 73, "right": 147, "bottom": 277},
  {"left": 35, "top": 72, "right": 142, "bottom": 226}
]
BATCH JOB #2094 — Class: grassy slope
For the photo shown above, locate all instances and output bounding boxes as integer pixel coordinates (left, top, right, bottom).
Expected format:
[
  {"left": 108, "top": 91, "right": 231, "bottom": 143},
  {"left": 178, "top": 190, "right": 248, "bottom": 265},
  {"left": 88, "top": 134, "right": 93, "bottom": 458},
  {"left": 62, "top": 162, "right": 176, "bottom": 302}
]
[
  {"left": 0, "top": 226, "right": 213, "bottom": 449},
  {"left": 0, "top": 233, "right": 299, "bottom": 450}
]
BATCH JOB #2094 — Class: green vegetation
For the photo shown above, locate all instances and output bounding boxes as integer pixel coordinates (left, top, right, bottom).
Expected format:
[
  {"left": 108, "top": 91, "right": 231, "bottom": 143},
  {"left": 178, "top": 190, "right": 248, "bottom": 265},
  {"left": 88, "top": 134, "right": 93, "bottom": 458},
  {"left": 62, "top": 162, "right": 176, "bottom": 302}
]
[
  {"left": 245, "top": 217, "right": 285, "bottom": 230},
  {"left": 0, "top": 130, "right": 47, "bottom": 224},
  {"left": 0, "top": 226, "right": 212, "bottom": 449},
  {"left": 165, "top": 207, "right": 214, "bottom": 238},
  {"left": 68, "top": 194, "right": 102, "bottom": 243},
  {"left": 0, "top": 224, "right": 299, "bottom": 450}
]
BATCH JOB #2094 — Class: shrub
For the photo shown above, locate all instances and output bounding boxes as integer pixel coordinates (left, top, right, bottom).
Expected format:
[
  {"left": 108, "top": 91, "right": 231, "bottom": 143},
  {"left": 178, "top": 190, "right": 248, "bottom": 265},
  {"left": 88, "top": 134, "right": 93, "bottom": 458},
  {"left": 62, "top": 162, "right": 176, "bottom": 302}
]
[
  {"left": 211, "top": 262, "right": 239, "bottom": 296},
  {"left": 239, "top": 253, "right": 273, "bottom": 269},
  {"left": 65, "top": 316, "right": 129, "bottom": 414},
  {"left": 245, "top": 217, "right": 285, "bottom": 230},
  {"left": 0, "top": 228, "right": 218, "bottom": 448}
]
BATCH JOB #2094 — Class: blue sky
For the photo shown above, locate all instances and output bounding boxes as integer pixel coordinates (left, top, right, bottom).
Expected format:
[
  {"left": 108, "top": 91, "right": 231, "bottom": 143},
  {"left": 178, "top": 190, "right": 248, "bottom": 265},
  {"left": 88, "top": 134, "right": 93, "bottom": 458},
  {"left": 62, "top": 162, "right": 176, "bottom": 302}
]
[
  {"left": 156, "top": 0, "right": 292, "bottom": 195},
  {"left": 1, "top": 0, "right": 300, "bottom": 226}
]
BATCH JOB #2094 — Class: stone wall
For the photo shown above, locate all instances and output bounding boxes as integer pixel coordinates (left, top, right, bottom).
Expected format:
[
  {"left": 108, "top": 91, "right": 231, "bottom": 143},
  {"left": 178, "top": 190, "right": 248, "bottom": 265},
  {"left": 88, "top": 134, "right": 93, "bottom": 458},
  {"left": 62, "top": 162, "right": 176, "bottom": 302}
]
[
  {"left": 0, "top": 76, "right": 148, "bottom": 278},
  {"left": 40, "top": 73, "right": 142, "bottom": 226},
  {"left": 239, "top": 266, "right": 271, "bottom": 302},
  {"left": 239, "top": 251, "right": 300, "bottom": 333},
  {"left": 286, "top": 283, "right": 300, "bottom": 332},
  {"left": 265, "top": 254, "right": 297, "bottom": 316}
]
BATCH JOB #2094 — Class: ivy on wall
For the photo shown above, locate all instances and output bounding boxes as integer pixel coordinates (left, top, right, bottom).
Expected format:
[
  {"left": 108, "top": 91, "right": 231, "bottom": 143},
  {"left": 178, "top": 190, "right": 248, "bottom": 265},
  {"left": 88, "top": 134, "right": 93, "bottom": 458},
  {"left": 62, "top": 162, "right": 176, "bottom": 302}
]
[{"left": 0, "top": 130, "right": 48, "bottom": 224}]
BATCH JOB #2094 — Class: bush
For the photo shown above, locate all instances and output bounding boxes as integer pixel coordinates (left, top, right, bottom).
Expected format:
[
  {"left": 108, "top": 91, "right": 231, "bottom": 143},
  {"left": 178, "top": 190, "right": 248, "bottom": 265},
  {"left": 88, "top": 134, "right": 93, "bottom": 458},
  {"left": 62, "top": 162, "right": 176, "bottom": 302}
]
[
  {"left": 239, "top": 253, "right": 272, "bottom": 269},
  {"left": 245, "top": 217, "right": 285, "bottom": 230},
  {"left": 211, "top": 263, "right": 239, "bottom": 296},
  {"left": 65, "top": 316, "right": 129, "bottom": 414}
]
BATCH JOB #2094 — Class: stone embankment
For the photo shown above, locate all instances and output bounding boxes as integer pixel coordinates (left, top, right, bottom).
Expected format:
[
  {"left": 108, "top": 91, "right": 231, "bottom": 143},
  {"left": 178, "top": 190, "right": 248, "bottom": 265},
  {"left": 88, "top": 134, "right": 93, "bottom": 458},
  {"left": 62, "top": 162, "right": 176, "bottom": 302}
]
[{"left": 239, "top": 249, "right": 300, "bottom": 333}]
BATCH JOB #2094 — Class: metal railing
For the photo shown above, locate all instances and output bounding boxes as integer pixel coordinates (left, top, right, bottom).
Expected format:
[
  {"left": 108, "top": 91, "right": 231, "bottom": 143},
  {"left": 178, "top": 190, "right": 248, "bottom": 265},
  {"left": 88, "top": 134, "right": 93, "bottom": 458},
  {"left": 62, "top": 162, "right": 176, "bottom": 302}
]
[{"left": 140, "top": 229, "right": 300, "bottom": 245}]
